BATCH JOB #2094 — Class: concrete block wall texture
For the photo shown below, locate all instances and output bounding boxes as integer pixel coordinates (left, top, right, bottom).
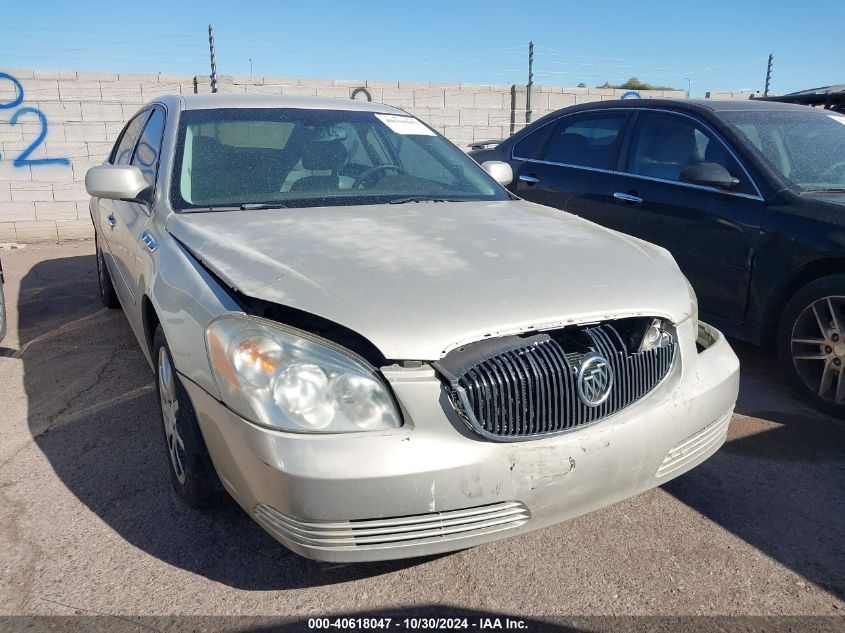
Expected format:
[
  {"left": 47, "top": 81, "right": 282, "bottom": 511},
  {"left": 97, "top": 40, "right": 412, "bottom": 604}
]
[
  {"left": 0, "top": 68, "right": 686, "bottom": 242},
  {"left": 705, "top": 91, "right": 771, "bottom": 100}
]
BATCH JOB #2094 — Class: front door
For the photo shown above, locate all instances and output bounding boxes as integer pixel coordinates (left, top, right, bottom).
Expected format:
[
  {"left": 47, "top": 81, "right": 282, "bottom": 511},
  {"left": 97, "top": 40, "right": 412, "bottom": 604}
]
[
  {"left": 100, "top": 109, "right": 151, "bottom": 306},
  {"left": 608, "top": 110, "right": 764, "bottom": 324}
]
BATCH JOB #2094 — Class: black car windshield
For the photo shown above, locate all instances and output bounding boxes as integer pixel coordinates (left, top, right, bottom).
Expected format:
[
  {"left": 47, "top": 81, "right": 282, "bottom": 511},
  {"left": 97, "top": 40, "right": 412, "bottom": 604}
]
[
  {"left": 171, "top": 108, "right": 507, "bottom": 210},
  {"left": 720, "top": 109, "right": 845, "bottom": 193}
]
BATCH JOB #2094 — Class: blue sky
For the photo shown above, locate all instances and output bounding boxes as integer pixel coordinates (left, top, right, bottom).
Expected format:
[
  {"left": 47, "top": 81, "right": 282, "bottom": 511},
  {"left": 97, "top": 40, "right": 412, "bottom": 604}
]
[{"left": 2, "top": 0, "right": 843, "bottom": 96}]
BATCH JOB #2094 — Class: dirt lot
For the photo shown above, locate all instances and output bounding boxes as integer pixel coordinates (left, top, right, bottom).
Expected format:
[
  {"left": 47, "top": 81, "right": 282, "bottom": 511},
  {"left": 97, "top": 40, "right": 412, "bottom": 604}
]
[{"left": 0, "top": 241, "right": 843, "bottom": 625}]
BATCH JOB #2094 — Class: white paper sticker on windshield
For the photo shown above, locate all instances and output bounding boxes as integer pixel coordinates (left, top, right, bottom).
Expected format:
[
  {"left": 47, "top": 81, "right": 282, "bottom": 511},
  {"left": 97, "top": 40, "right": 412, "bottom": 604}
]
[
  {"left": 374, "top": 114, "right": 436, "bottom": 136},
  {"left": 829, "top": 115, "right": 845, "bottom": 126}
]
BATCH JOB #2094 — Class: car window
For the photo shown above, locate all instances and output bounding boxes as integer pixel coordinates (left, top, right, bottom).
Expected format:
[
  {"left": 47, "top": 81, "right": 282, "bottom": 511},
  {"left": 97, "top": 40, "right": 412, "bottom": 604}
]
[
  {"left": 173, "top": 108, "right": 506, "bottom": 209},
  {"left": 627, "top": 111, "right": 755, "bottom": 194},
  {"left": 542, "top": 113, "right": 626, "bottom": 169},
  {"left": 721, "top": 110, "right": 845, "bottom": 192},
  {"left": 385, "top": 133, "right": 459, "bottom": 186},
  {"left": 112, "top": 111, "right": 150, "bottom": 165},
  {"left": 131, "top": 108, "right": 165, "bottom": 188},
  {"left": 512, "top": 123, "right": 551, "bottom": 160}
]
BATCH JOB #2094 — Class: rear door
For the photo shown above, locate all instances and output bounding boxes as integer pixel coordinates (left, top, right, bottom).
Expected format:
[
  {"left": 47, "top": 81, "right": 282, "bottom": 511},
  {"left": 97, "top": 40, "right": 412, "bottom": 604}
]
[
  {"left": 514, "top": 110, "right": 635, "bottom": 234},
  {"left": 608, "top": 109, "right": 765, "bottom": 324}
]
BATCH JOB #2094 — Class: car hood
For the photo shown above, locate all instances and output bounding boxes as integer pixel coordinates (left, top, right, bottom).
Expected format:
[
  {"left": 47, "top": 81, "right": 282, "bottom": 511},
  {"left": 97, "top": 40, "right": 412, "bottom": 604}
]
[
  {"left": 803, "top": 193, "right": 845, "bottom": 208},
  {"left": 166, "top": 200, "right": 692, "bottom": 361}
]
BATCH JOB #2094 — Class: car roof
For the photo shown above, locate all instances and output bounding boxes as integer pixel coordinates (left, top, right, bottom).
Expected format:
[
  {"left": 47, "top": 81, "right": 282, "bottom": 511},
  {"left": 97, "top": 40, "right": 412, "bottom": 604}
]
[
  {"left": 175, "top": 93, "right": 406, "bottom": 114},
  {"left": 563, "top": 98, "right": 818, "bottom": 114}
]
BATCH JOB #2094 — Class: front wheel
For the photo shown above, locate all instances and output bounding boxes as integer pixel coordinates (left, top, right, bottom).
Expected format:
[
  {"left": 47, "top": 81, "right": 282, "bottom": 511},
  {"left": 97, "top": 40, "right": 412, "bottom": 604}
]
[
  {"left": 154, "top": 326, "right": 224, "bottom": 508},
  {"left": 778, "top": 274, "right": 845, "bottom": 418}
]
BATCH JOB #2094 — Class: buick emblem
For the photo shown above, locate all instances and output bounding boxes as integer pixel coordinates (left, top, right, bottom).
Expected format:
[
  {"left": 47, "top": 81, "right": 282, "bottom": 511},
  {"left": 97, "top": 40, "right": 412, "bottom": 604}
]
[{"left": 577, "top": 353, "right": 614, "bottom": 407}]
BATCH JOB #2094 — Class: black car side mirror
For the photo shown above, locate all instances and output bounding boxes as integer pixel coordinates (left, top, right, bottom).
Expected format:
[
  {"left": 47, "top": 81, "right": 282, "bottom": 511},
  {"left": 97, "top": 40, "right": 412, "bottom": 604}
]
[{"left": 680, "top": 162, "right": 741, "bottom": 190}]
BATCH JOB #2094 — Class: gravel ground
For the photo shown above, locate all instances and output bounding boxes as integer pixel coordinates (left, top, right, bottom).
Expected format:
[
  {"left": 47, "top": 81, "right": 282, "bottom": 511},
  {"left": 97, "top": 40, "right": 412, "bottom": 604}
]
[{"left": 0, "top": 241, "right": 842, "bottom": 626}]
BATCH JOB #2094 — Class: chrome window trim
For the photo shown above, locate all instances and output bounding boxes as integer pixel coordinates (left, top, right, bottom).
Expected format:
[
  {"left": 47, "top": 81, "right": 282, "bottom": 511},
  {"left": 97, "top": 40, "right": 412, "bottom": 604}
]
[
  {"left": 512, "top": 106, "right": 765, "bottom": 202},
  {"left": 613, "top": 171, "right": 764, "bottom": 201}
]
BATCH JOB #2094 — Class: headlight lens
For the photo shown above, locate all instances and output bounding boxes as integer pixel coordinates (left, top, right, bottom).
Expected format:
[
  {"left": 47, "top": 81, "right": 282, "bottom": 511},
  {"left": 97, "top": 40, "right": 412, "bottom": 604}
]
[
  {"left": 206, "top": 315, "right": 402, "bottom": 433},
  {"left": 639, "top": 317, "right": 674, "bottom": 352}
]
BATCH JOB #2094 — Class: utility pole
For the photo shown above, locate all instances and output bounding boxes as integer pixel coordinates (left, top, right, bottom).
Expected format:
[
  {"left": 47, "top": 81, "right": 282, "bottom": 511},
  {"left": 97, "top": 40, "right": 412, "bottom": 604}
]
[
  {"left": 763, "top": 53, "right": 773, "bottom": 96},
  {"left": 249, "top": 58, "right": 253, "bottom": 77},
  {"left": 526, "top": 41, "right": 534, "bottom": 124},
  {"left": 208, "top": 24, "right": 218, "bottom": 94}
]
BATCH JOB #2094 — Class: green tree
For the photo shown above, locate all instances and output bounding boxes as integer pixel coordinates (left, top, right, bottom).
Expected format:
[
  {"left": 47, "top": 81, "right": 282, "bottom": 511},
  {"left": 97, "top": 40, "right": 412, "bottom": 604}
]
[{"left": 597, "top": 76, "right": 678, "bottom": 91}]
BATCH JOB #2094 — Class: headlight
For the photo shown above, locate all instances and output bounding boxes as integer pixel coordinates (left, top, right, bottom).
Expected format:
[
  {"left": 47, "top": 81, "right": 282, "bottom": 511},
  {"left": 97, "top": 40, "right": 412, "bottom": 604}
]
[
  {"left": 639, "top": 317, "right": 674, "bottom": 352},
  {"left": 205, "top": 315, "right": 402, "bottom": 433}
]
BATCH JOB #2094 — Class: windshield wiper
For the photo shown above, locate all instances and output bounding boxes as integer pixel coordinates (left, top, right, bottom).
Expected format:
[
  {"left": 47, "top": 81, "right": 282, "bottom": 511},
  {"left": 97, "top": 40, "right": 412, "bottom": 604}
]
[
  {"left": 239, "top": 202, "right": 289, "bottom": 210},
  {"left": 389, "top": 196, "right": 463, "bottom": 204},
  {"left": 181, "top": 202, "right": 289, "bottom": 213},
  {"left": 803, "top": 187, "right": 845, "bottom": 194}
]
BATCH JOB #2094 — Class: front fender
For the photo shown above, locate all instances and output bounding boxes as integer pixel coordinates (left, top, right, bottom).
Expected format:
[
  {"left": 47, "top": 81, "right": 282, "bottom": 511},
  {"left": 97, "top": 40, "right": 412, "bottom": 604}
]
[{"left": 141, "top": 220, "right": 241, "bottom": 399}]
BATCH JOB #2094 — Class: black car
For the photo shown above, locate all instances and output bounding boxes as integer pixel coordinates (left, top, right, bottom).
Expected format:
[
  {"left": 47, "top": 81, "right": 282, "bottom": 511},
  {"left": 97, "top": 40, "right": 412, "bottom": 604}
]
[{"left": 471, "top": 99, "right": 845, "bottom": 416}]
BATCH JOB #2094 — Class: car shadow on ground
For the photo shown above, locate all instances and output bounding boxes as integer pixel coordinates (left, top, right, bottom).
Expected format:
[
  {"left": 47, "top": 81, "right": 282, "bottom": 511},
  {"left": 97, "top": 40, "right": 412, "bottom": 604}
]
[
  {"left": 18, "top": 254, "right": 434, "bottom": 590},
  {"left": 18, "top": 254, "right": 845, "bottom": 596},
  {"left": 663, "top": 339, "right": 845, "bottom": 600}
]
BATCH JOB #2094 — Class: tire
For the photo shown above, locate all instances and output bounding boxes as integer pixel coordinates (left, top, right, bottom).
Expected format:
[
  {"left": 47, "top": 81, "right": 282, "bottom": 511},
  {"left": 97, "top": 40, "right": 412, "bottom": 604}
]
[
  {"left": 777, "top": 273, "right": 845, "bottom": 418},
  {"left": 95, "top": 234, "right": 120, "bottom": 309},
  {"left": 153, "top": 326, "right": 224, "bottom": 508}
]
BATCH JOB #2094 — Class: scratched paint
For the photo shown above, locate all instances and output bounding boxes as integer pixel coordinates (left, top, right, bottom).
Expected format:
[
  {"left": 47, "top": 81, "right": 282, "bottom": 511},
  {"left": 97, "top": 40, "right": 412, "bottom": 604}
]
[{"left": 0, "top": 72, "right": 70, "bottom": 166}]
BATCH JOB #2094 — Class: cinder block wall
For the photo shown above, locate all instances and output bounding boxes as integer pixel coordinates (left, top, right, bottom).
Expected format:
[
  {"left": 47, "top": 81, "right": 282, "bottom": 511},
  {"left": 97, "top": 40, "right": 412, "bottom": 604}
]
[{"left": 0, "top": 68, "right": 685, "bottom": 243}]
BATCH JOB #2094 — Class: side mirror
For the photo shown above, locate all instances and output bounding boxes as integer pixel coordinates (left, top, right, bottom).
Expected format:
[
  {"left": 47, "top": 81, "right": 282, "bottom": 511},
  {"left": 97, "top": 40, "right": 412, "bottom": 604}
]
[
  {"left": 481, "top": 160, "right": 514, "bottom": 186},
  {"left": 85, "top": 164, "right": 152, "bottom": 204},
  {"left": 680, "top": 162, "right": 740, "bottom": 190}
]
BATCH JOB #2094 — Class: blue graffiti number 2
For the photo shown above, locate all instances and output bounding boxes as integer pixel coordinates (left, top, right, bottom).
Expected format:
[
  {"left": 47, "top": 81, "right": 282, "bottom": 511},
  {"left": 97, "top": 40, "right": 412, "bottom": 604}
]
[{"left": 1, "top": 72, "right": 70, "bottom": 167}]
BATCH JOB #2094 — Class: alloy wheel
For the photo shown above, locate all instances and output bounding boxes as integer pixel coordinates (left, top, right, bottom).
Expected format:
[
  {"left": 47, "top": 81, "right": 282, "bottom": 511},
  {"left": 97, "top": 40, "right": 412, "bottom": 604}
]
[
  {"left": 790, "top": 295, "right": 845, "bottom": 406},
  {"left": 158, "top": 346, "right": 187, "bottom": 484}
]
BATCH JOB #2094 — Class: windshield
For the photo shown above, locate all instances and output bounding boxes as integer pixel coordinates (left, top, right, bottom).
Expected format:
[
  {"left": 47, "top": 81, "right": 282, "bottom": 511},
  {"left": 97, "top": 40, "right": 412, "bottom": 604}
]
[
  {"left": 720, "top": 109, "right": 845, "bottom": 193},
  {"left": 171, "top": 108, "right": 507, "bottom": 210}
]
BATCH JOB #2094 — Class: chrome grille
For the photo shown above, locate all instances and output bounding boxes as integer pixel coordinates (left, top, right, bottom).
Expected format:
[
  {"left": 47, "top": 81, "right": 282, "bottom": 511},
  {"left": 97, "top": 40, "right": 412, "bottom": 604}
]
[{"left": 436, "top": 322, "right": 677, "bottom": 441}]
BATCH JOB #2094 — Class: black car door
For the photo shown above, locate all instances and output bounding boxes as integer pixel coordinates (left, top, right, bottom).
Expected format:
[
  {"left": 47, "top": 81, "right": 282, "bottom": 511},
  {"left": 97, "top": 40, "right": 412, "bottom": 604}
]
[
  {"left": 514, "top": 111, "right": 636, "bottom": 234},
  {"left": 608, "top": 109, "right": 765, "bottom": 324}
]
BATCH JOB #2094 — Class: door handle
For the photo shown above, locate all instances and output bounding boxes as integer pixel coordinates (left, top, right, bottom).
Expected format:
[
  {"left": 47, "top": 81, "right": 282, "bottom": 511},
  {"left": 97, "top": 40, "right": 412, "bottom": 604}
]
[
  {"left": 613, "top": 192, "right": 643, "bottom": 204},
  {"left": 519, "top": 174, "right": 540, "bottom": 185},
  {"left": 106, "top": 214, "right": 117, "bottom": 228}
]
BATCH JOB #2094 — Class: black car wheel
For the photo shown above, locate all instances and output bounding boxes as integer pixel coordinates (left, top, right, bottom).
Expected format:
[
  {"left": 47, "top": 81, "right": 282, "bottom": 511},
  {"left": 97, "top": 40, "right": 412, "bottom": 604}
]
[
  {"left": 95, "top": 235, "right": 120, "bottom": 309},
  {"left": 778, "top": 274, "right": 845, "bottom": 418},
  {"left": 153, "top": 326, "right": 223, "bottom": 508}
]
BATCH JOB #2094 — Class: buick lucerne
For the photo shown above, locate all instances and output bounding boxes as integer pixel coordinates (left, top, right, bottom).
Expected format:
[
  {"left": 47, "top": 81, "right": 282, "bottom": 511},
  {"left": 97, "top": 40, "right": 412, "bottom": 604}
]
[{"left": 86, "top": 94, "right": 739, "bottom": 562}]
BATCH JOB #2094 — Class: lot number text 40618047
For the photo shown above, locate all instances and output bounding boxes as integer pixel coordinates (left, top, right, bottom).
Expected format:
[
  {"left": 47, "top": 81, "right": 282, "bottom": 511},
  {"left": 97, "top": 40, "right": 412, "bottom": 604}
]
[{"left": 307, "top": 617, "right": 529, "bottom": 630}]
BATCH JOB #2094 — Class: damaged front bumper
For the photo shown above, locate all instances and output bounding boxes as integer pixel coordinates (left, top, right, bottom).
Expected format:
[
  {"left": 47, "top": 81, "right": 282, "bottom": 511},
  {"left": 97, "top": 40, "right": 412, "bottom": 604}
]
[{"left": 181, "top": 319, "right": 739, "bottom": 562}]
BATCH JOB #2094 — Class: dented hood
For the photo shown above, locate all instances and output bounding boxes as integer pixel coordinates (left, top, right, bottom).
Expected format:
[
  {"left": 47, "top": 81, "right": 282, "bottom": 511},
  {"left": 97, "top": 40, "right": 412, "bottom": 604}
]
[{"left": 166, "top": 200, "right": 692, "bottom": 360}]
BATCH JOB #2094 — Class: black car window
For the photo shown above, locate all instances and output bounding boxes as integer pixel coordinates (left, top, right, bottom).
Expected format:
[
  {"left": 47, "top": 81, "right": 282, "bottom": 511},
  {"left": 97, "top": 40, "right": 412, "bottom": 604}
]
[
  {"left": 542, "top": 113, "right": 626, "bottom": 169},
  {"left": 131, "top": 108, "right": 165, "bottom": 188},
  {"left": 512, "top": 123, "right": 551, "bottom": 160},
  {"left": 627, "top": 111, "right": 755, "bottom": 195},
  {"left": 112, "top": 111, "right": 150, "bottom": 165}
]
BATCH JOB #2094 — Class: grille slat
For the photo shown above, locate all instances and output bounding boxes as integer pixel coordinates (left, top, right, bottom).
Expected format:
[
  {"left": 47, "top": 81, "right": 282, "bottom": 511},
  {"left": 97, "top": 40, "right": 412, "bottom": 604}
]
[{"left": 445, "top": 323, "right": 677, "bottom": 441}]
